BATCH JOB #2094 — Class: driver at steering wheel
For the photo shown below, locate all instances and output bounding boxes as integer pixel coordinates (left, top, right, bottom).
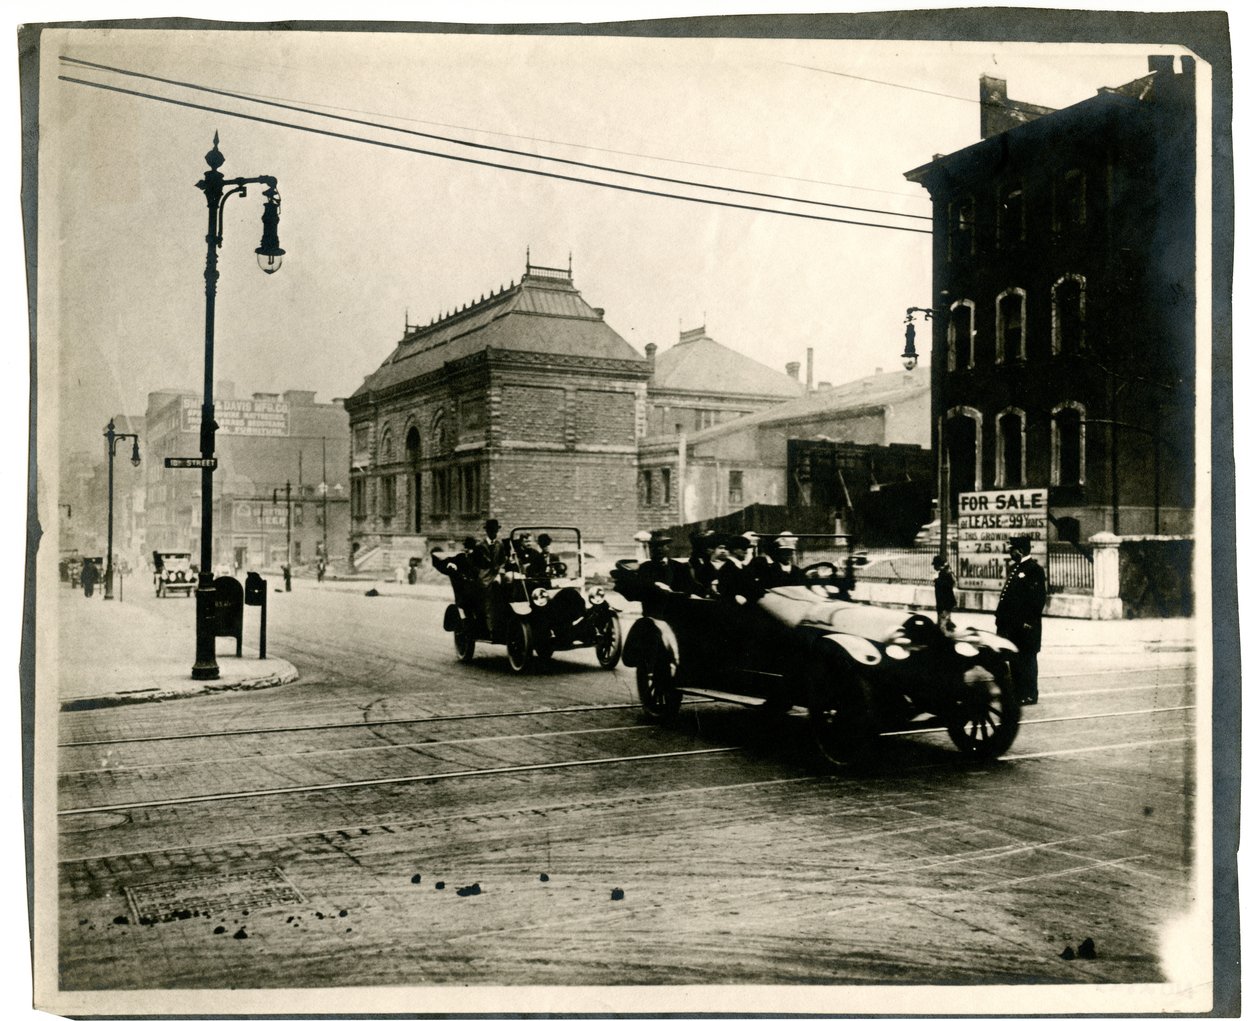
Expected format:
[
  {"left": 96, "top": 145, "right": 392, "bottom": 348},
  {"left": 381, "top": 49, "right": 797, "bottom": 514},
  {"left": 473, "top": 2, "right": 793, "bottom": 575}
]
[{"left": 751, "top": 531, "right": 807, "bottom": 589}]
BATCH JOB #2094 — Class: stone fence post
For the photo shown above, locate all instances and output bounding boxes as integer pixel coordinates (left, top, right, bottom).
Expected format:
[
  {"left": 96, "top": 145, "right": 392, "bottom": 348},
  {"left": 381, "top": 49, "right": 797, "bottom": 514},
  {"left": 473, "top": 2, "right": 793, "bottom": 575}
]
[{"left": 1089, "top": 531, "right": 1123, "bottom": 620}]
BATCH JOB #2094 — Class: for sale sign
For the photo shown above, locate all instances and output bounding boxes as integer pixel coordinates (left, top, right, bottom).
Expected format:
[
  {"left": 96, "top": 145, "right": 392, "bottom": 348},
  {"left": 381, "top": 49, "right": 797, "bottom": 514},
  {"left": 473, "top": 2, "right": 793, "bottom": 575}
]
[{"left": 956, "top": 488, "right": 1048, "bottom": 589}]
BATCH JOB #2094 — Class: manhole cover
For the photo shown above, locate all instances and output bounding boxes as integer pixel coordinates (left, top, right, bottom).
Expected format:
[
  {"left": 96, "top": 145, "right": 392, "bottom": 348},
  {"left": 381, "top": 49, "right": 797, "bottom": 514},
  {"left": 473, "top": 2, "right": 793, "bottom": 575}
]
[{"left": 124, "top": 865, "right": 303, "bottom": 924}]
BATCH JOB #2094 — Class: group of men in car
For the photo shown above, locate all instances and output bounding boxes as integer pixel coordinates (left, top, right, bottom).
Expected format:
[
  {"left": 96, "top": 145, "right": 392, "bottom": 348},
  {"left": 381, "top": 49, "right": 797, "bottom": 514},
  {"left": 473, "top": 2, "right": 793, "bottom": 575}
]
[
  {"left": 632, "top": 528, "right": 811, "bottom": 608},
  {"left": 431, "top": 519, "right": 564, "bottom": 634}
]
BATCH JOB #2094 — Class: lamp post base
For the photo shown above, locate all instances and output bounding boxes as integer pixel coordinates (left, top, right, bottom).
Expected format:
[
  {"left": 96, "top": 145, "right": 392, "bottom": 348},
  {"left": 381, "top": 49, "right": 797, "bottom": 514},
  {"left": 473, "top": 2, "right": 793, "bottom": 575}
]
[{"left": 191, "top": 575, "right": 220, "bottom": 680}]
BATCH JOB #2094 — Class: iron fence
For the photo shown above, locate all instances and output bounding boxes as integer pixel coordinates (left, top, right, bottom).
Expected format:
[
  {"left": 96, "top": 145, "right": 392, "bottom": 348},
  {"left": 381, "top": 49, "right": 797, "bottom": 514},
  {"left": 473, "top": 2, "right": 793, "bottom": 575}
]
[{"left": 853, "top": 543, "right": 1094, "bottom": 594}]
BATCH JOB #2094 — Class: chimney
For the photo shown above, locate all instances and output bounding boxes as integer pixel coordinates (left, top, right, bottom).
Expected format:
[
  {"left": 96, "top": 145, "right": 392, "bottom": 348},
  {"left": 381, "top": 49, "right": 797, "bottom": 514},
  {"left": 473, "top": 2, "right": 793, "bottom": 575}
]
[
  {"left": 645, "top": 343, "right": 657, "bottom": 374},
  {"left": 816, "top": 381, "right": 833, "bottom": 391},
  {"left": 806, "top": 348, "right": 814, "bottom": 391},
  {"left": 785, "top": 361, "right": 800, "bottom": 381}
]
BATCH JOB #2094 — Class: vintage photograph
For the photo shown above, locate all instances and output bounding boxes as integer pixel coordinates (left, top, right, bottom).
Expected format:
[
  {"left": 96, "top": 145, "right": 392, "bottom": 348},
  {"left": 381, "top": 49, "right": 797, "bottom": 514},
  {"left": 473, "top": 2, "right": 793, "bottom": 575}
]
[{"left": 19, "top": 7, "right": 1236, "bottom": 1017}]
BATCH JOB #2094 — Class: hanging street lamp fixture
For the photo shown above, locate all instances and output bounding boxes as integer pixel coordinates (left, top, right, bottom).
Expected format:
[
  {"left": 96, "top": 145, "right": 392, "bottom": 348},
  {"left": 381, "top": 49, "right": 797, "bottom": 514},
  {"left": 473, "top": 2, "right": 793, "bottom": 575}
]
[
  {"left": 191, "top": 134, "right": 285, "bottom": 680},
  {"left": 102, "top": 418, "right": 141, "bottom": 600}
]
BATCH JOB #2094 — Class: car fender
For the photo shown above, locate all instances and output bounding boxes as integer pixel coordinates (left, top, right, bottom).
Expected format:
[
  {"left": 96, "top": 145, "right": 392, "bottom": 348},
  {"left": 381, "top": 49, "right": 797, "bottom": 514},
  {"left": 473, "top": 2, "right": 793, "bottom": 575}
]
[
  {"left": 509, "top": 600, "right": 533, "bottom": 617},
  {"left": 822, "top": 632, "right": 882, "bottom": 666},
  {"left": 962, "top": 631, "right": 1019, "bottom": 655},
  {"left": 622, "top": 617, "right": 679, "bottom": 669},
  {"left": 442, "top": 604, "right": 463, "bottom": 632}
]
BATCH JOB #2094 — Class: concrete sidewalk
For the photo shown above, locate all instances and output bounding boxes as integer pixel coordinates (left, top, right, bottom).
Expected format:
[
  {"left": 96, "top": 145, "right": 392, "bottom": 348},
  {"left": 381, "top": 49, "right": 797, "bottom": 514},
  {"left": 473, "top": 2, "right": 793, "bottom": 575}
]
[{"left": 55, "top": 584, "right": 298, "bottom": 712}]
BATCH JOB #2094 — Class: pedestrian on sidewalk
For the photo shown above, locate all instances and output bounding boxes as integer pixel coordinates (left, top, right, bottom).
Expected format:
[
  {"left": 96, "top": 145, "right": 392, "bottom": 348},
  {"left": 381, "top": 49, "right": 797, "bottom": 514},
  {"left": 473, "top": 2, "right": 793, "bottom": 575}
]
[
  {"left": 80, "top": 557, "right": 98, "bottom": 598},
  {"left": 994, "top": 535, "right": 1047, "bottom": 706},
  {"left": 932, "top": 553, "right": 956, "bottom": 632}
]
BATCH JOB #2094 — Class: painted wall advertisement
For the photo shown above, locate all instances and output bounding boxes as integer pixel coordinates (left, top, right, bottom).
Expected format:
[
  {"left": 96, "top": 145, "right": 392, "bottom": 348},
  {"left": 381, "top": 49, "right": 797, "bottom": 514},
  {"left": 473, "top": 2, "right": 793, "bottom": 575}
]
[
  {"left": 956, "top": 488, "right": 1048, "bottom": 589},
  {"left": 182, "top": 396, "right": 290, "bottom": 436}
]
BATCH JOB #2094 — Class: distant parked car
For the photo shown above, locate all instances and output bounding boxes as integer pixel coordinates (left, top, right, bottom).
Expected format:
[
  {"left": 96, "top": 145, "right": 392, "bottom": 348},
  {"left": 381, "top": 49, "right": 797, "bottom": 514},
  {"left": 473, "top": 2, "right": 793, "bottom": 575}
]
[{"left": 153, "top": 552, "right": 196, "bottom": 598}]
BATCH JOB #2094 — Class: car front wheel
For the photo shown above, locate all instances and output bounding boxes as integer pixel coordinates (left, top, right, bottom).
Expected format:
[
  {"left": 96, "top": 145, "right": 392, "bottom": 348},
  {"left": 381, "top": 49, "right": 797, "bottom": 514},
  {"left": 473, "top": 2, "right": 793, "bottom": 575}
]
[
  {"left": 506, "top": 618, "right": 534, "bottom": 674},
  {"left": 946, "top": 660, "right": 1020, "bottom": 759},
  {"left": 808, "top": 666, "right": 879, "bottom": 768},
  {"left": 594, "top": 614, "right": 622, "bottom": 669},
  {"left": 636, "top": 647, "right": 681, "bottom": 721}
]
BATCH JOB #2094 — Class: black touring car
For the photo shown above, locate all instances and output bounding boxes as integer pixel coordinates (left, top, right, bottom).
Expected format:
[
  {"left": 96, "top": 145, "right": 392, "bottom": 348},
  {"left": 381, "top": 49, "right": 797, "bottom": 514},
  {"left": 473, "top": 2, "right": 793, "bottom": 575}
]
[
  {"left": 440, "top": 527, "right": 622, "bottom": 673},
  {"left": 613, "top": 548, "right": 1020, "bottom": 767}
]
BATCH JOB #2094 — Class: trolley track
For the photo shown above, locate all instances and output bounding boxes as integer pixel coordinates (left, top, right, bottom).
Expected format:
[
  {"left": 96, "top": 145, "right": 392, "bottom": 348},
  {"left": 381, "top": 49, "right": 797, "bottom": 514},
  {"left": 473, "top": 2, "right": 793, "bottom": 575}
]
[{"left": 58, "top": 700, "right": 1194, "bottom": 818}]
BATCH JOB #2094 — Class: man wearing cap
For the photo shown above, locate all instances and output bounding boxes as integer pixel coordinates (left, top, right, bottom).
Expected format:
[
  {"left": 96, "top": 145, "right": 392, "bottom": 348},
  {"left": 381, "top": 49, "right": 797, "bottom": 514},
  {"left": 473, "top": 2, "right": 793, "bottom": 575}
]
[
  {"left": 692, "top": 534, "right": 731, "bottom": 597},
  {"left": 932, "top": 553, "right": 957, "bottom": 632},
  {"left": 473, "top": 518, "right": 508, "bottom": 633},
  {"left": 635, "top": 530, "right": 690, "bottom": 608},
  {"left": 994, "top": 535, "right": 1047, "bottom": 705},
  {"left": 753, "top": 531, "right": 807, "bottom": 589},
  {"left": 716, "top": 533, "right": 758, "bottom": 604}
]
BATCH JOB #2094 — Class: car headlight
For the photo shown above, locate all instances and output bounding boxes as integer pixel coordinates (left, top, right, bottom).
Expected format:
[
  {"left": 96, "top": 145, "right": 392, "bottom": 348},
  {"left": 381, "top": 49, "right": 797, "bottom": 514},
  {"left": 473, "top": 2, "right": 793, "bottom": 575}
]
[
  {"left": 530, "top": 587, "right": 550, "bottom": 607},
  {"left": 589, "top": 587, "right": 605, "bottom": 604},
  {"left": 885, "top": 645, "right": 911, "bottom": 660},
  {"left": 953, "top": 640, "right": 980, "bottom": 658}
]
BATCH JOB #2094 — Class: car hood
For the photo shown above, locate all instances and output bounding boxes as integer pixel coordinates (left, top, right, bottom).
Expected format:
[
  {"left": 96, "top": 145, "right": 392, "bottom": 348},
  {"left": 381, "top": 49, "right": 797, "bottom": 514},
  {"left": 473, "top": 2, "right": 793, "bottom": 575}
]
[{"left": 758, "top": 587, "right": 936, "bottom": 643}]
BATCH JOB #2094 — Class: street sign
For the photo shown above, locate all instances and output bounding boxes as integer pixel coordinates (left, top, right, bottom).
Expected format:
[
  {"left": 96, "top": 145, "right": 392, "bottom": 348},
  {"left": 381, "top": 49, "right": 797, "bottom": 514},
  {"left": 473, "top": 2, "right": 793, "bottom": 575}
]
[
  {"left": 956, "top": 488, "right": 1048, "bottom": 589},
  {"left": 165, "top": 457, "right": 218, "bottom": 469}
]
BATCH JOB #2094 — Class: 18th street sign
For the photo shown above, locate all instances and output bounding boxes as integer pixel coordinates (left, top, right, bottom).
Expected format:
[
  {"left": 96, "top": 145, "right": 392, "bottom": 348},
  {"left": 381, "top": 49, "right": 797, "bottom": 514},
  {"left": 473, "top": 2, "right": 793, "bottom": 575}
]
[
  {"left": 164, "top": 457, "right": 217, "bottom": 470},
  {"left": 956, "top": 488, "right": 1048, "bottom": 589}
]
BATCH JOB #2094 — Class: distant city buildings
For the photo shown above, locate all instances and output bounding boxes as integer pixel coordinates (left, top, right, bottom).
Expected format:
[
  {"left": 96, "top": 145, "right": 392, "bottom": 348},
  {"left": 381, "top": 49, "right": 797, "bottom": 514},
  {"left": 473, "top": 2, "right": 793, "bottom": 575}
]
[
  {"left": 143, "top": 385, "right": 349, "bottom": 572},
  {"left": 906, "top": 55, "right": 1196, "bottom": 540}
]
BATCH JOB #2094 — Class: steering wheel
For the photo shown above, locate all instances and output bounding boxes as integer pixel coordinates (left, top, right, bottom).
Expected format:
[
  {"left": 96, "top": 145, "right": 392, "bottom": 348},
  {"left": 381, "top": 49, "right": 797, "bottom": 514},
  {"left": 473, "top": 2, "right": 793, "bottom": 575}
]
[
  {"left": 803, "top": 561, "right": 842, "bottom": 597},
  {"left": 547, "top": 560, "right": 568, "bottom": 578}
]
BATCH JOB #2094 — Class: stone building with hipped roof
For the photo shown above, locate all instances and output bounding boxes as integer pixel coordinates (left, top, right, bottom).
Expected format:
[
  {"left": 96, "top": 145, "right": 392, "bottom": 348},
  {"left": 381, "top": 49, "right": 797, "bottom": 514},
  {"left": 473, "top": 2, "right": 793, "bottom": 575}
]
[{"left": 344, "top": 258, "right": 652, "bottom": 569}]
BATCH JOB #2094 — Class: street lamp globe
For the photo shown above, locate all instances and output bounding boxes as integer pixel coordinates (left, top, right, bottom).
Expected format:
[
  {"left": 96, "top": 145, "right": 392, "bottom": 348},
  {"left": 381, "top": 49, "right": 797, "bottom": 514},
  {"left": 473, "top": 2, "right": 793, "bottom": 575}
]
[
  {"left": 901, "top": 321, "right": 920, "bottom": 371},
  {"left": 255, "top": 186, "right": 285, "bottom": 274}
]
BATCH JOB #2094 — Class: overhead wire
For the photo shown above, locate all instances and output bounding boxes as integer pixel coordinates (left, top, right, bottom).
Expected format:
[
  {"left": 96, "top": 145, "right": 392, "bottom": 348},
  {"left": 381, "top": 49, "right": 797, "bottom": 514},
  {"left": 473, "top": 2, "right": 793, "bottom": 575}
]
[
  {"left": 57, "top": 71, "right": 933, "bottom": 236},
  {"left": 59, "top": 55, "right": 930, "bottom": 222}
]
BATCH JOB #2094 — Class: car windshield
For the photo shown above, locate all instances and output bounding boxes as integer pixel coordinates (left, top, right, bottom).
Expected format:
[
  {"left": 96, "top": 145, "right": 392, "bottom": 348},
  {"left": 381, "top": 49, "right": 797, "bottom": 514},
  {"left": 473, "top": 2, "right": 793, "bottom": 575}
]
[{"left": 508, "top": 528, "right": 582, "bottom": 583}]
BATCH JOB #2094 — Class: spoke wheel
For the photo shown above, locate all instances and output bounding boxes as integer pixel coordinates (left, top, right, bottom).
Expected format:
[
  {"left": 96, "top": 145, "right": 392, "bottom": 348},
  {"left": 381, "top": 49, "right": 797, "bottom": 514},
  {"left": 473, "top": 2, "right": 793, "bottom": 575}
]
[
  {"left": 506, "top": 618, "right": 534, "bottom": 674},
  {"left": 946, "top": 660, "right": 1021, "bottom": 759},
  {"left": 636, "top": 647, "right": 681, "bottom": 721},
  {"left": 808, "top": 666, "right": 879, "bottom": 768},
  {"left": 453, "top": 622, "right": 476, "bottom": 662},
  {"left": 594, "top": 614, "right": 622, "bottom": 669}
]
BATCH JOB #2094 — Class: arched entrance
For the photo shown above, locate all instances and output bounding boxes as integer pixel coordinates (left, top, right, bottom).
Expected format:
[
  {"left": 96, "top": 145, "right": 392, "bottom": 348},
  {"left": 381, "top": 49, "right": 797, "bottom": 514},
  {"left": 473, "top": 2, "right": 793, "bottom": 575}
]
[{"left": 406, "top": 426, "right": 422, "bottom": 532}]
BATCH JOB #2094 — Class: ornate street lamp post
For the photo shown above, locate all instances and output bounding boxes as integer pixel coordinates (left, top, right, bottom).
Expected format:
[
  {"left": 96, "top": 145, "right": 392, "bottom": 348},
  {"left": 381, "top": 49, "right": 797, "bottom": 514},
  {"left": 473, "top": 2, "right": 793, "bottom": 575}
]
[
  {"left": 192, "top": 134, "right": 285, "bottom": 680},
  {"left": 903, "top": 305, "right": 948, "bottom": 558},
  {"left": 103, "top": 418, "right": 141, "bottom": 600}
]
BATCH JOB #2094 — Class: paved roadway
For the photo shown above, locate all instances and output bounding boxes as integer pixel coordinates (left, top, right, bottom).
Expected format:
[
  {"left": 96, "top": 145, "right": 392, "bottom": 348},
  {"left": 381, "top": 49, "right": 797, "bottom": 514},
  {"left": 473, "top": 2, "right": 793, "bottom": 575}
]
[{"left": 55, "top": 583, "right": 1197, "bottom": 991}]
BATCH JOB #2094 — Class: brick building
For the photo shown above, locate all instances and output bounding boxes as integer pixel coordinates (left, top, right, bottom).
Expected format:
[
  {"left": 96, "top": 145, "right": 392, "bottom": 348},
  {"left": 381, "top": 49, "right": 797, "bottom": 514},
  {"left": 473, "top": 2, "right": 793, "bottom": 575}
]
[
  {"left": 637, "top": 368, "right": 930, "bottom": 536},
  {"left": 344, "top": 259, "right": 651, "bottom": 567},
  {"left": 144, "top": 386, "right": 350, "bottom": 572},
  {"left": 905, "top": 56, "right": 1196, "bottom": 541}
]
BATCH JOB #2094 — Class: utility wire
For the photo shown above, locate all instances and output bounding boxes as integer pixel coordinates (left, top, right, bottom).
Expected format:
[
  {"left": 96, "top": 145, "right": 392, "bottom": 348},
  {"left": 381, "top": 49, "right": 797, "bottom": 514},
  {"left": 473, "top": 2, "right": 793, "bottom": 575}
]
[
  {"left": 59, "top": 55, "right": 930, "bottom": 222},
  {"left": 58, "top": 73, "right": 933, "bottom": 236},
  {"left": 786, "top": 62, "right": 981, "bottom": 105}
]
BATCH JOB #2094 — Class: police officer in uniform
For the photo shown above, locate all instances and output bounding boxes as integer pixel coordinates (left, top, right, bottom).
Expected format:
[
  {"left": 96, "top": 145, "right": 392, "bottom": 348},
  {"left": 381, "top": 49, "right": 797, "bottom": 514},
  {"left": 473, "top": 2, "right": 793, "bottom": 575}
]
[{"left": 994, "top": 535, "right": 1047, "bottom": 705}]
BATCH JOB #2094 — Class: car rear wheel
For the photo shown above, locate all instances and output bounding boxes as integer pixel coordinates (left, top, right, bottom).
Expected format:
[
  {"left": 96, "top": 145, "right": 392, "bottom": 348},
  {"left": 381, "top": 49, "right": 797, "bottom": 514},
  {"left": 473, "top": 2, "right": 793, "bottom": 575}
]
[
  {"left": 453, "top": 621, "right": 476, "bottom": 662},
  {"left": 946, "top": 660, "right": 1020, "bottom": 759},
  {"left": 594, "top": 614, "right": 622, "bottom": 669},
  {"left": 808, "top": 667, "right": 879, "bottom": 767},
  {"left": 506, "top": 618, "right": 534, "bottom": 674},
  {"left": 636, "top": 647, "right": 681, "bottom": 721}
]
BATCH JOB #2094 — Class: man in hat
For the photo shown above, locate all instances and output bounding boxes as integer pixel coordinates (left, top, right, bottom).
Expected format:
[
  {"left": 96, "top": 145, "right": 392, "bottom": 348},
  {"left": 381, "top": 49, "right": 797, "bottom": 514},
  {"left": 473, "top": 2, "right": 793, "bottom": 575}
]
[
  {"left": 692, "top": 533, "right": 731, "bottom": 597},
  {"left": 994, "top": 535, "right": 1047, "bottom": 705},
  {"left": 932, "top": 553, "right": 957, "bottom": 632},
  {"left": 635, "top": 530, "right": 689, "bottom": 600},
  {"left": 473, "top": 518, "right": 508, "bottom": 633},
  {"left": 753, "top": 531, "right": 807, "bottom": 589},
  {"left": 716, "top": 533, "right": 758, "bottom": 604}
]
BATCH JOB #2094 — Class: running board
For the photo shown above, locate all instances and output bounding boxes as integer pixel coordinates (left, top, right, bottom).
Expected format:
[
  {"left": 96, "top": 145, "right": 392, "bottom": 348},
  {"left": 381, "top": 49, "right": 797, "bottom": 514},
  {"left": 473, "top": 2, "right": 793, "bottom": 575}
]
[{"left": 677, "top": 687, "right": 786, "bottom": 708}]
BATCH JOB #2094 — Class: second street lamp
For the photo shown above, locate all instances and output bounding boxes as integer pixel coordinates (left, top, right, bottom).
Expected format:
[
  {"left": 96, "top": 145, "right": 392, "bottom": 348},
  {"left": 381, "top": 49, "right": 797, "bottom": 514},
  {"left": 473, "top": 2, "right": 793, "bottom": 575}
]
[
  {"left": 192, "top": 134, "right": 285, "bottom": 680},
  {"left": 103, "top": 418, "right": 141, "bottom": 600}
]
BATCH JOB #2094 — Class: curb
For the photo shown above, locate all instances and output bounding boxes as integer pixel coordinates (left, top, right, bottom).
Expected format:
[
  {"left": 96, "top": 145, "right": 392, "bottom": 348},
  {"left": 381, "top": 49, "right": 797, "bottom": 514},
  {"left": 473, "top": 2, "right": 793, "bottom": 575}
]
[{"left": 60, "top": 660, "right": 300, "bottom": 712}]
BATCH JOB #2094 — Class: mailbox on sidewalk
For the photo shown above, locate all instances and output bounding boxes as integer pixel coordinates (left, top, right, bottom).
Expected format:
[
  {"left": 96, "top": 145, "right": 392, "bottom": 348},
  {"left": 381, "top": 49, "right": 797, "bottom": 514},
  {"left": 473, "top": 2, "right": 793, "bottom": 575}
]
[
  {"left": 214, "top": 576, "right": 244, "bottom": 657},
  {"left": 244, "top": 571, "right": 268, "bottom": 660}
]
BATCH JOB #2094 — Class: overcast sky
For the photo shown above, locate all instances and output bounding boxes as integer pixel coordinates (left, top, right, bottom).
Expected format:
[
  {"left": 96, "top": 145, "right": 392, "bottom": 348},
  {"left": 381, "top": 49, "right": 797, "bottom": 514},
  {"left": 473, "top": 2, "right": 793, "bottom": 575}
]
[{"left": 34, "top": 20, "right": 1178, "bottom": 464}]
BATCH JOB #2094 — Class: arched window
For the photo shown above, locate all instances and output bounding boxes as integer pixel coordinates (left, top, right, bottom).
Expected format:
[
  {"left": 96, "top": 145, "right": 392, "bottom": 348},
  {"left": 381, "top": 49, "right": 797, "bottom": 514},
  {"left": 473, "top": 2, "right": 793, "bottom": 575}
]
[
  {"left": 947, "top": 300, "right": 975, "bottom": 372},
  {"left": 431, "top": 409, "right": 448, "bottom": 453},
  {"left": 996, "top": 408, "right": 1027, "bottom": 487},
  {"left": 996, "top": 289, "right": 1026, "bottom": 364},
  {"left": 945, "top": 406, "right": 983, "bottom": 496},
  {"left": 378, "top": 428, "right": 393, "bottom": 465},
  {"left": 1058, "top": 169, "right": 1087, "bottom": 233},
  {"left": 405, "top": 424, "right": 422, "bottom": 532},
  {"left": 1051, "top": 401, "right": 1087, "bottom": 487},
  {"left": 1052, "top": 275, "right": 1087, "bottom": 355}
]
